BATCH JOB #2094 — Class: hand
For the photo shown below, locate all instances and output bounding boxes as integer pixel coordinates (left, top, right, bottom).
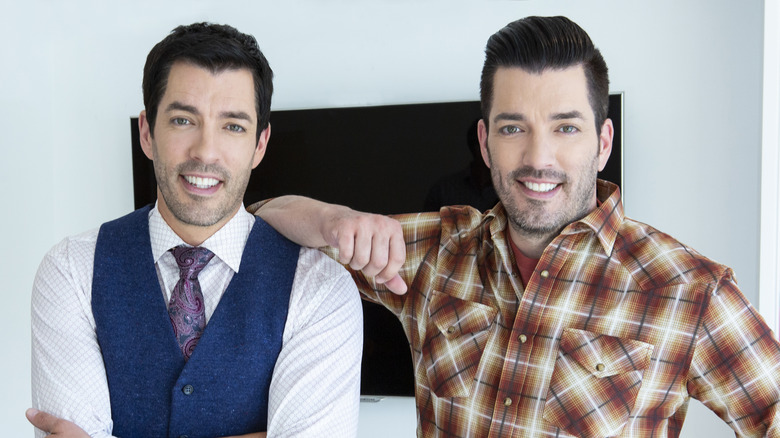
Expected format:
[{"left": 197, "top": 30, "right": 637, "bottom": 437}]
[
  {"left": 323, "top": 207, "right": 407, "bottom": 294},
  {"left": 26, "top": 409, "right": 89, "bottom": 438}
]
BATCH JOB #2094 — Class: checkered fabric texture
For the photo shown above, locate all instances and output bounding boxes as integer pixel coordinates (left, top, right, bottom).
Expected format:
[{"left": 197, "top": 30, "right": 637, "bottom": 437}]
[{"left": 348, "top": 180, "right": 780, "bottom": 438}]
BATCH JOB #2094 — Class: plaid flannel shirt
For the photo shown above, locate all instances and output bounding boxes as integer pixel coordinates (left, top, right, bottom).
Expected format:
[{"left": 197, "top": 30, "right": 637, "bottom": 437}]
[{"left": 350, "top": 180, "right": 780, "bottom": 437}]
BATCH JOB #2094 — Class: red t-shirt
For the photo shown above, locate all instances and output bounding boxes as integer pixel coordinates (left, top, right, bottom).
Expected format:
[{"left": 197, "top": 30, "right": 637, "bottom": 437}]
[{"left": 507, "top": 230, "right": 539, "bottom": 287}]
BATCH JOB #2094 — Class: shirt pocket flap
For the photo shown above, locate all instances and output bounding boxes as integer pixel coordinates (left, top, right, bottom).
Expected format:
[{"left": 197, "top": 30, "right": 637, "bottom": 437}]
[
  {"left": 429, "top": 290, "right": 497, "bottom": 339},
  {"left": 559, "top": 328, "right": 654, "bottom": 378}
]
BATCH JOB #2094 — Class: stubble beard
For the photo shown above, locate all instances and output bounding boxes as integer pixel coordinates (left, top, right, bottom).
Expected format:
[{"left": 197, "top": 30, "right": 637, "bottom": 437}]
[
  {"left": 487, "top": 147, "right": 599, "bottom": 241},
  {"left": 152, "top": 143, "right": 252, "bottom": 228}
]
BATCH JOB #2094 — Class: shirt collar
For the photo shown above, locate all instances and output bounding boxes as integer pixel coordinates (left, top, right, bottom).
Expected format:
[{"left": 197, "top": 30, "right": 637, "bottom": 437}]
[
  {"left": 488, "top": 179, "right": 624, "bottom": 256},
  {"left": 148, "top": 203, "right": 255, "bottom": 273}
]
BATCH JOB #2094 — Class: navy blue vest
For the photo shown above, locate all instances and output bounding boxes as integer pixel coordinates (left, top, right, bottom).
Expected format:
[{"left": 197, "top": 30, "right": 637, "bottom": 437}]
[{"left": 92, "top": 206, "right": 300, "bottom": 438}]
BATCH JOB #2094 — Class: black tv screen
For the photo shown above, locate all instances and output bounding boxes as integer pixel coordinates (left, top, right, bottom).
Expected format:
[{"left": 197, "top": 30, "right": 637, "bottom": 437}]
[{"left": 131, "top": 95, "right": 623, "bottom": 396}]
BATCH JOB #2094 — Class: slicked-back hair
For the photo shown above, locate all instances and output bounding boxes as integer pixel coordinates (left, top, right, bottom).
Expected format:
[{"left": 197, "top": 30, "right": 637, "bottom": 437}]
[
  {"left": 480, "top": 16, "right": 609, "bottom": 133},
  {"left": 142, "top": 22, "right": 273, "bottom": 142}
]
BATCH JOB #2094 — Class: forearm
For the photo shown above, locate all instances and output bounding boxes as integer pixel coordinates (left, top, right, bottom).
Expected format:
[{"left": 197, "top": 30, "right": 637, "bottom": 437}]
[{"left": 249, "top": 196, "right": 348, "bottom": 248}]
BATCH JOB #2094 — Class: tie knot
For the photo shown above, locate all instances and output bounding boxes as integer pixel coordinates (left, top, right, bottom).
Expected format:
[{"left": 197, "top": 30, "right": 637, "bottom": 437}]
[{"left": 171, "top": 245, "right": 215, "bottom": 279}]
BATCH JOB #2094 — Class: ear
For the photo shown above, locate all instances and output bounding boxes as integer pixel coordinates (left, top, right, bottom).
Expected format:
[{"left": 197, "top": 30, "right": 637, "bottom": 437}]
[
  {"left": 597, "top": 118, "right": 614, "bottom": 172},
  {"left": 478, "top": 118, "right": 491, "bottom": 168},
  {"left": 139, "top": 110, "right": 154, "bottom": 160},
  {"left": 251, "top": 123, "right": 271, "bottom": 169}
]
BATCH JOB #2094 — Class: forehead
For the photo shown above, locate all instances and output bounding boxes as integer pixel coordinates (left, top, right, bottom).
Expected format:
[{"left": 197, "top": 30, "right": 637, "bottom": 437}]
[
  {"left": 160, "top": 61, "right": 256, "bottom": 119},
  {"left": 489, "top": 65, "right": 593, "bottom": 120}
]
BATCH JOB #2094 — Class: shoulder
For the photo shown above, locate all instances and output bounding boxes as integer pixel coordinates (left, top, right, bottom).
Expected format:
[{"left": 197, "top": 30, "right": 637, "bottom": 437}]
[
  {"left": 391, "top": 205, "right": 489, "bottom": 241},
  {"left": 287, "top": 247, "right": 362, "bottom": 330},
  {"left": 615, "top": 217, "right": 733, "bottom": 289},
  {"left": 39, "top": 228, "right": 100, "bottom": 273},
  {"left": 33, "top": 227, "right": 100, "bottom": 303},
  {"left": 293, "top": 247, "right": 359, "bottom": 302}
]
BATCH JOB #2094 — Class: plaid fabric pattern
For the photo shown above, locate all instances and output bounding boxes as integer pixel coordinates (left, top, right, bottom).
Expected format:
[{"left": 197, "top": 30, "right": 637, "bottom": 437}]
[{"left": 351, "top": 180, "right": 780, "bottom": 438}]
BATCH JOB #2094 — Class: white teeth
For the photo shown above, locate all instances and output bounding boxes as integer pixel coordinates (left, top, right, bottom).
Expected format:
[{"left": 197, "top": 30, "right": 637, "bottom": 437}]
[
  {"left": 523, "top": 182, "right": 557, "bottom": 192},
  {"left": 184, "top": 175, "right": 219, "bottom": 189}
]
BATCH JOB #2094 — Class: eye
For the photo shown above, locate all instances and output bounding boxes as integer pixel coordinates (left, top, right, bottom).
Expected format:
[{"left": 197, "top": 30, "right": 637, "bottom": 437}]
[
  {"left": 557, "top": 125, "right": 579, "bottom": 134},
  {"left": 498, "top": 125, "right": 522, "bottom": 135},
  {"left": 226, "top": 124, "right": 246, "bottom": 133},
  {"left": 171, "top": 117, "right": 191, "bottom": 126}
]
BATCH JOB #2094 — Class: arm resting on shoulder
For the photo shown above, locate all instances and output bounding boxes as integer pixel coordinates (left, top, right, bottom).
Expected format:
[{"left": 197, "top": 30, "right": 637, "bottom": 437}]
[{"left": 249, "top": 196, "right": 407, "bottom": 294}]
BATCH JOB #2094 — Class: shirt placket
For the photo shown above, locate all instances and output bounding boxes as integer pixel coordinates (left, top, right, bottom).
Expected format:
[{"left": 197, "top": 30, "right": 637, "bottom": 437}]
[{"left": 487, "top": 236, "right": 574, "bottom": 438}]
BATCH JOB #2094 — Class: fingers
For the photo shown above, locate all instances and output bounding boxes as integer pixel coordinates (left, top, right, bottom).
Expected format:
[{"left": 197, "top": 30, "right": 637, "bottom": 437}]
[
  {"left": 335, "top": 229, "right": 355, "bottom": 265},
  {"left": 329, "top": 213, "right": 406, "bottom": 291},
  {"left": 26, "top": 408, "right": 55, "bottom": 432},
  {"left": 24, "top": 408, "right": 62, "bottom": 433},
  {"left": 384, "top": 275, "right": 408, "bottom": 295},
  {"left": 26, "top": 408, "right": 89, "bottom": 437},
  {"left": 373, "top": 232, "right": 406, "bottom": 283},
  {"left": 349, "top": 224, "right": 376, "bottom": 272}
]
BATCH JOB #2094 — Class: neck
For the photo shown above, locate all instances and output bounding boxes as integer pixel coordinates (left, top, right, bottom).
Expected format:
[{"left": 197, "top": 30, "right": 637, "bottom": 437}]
[
  {"left": 506, "top": 226, "right": 556, "bottom": 259},
  {"left": 157, "top": 204, "right": 240, "bottom": 247},
  {"left": 507, "top": 192, "right": 601, "bottom": 259}
]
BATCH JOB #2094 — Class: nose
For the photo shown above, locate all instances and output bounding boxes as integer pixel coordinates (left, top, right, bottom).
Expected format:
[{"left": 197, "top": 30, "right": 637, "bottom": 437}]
[
  {"left": 189, "top": 125, "right": 220, "bottom": 164},
  {"left": 522, "top": 132, "right": 556, "bottom": 170}
]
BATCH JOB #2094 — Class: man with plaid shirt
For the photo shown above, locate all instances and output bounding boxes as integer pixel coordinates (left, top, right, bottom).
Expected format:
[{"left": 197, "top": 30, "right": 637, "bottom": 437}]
[{"left": 254, "top": 16, "right": 780, "bottom": 437}]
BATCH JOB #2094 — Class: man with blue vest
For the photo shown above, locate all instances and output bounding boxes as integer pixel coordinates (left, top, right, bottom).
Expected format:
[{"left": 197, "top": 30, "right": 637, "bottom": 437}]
[{"left": 28, "top": 23, "right": 362, "bottom": 438}]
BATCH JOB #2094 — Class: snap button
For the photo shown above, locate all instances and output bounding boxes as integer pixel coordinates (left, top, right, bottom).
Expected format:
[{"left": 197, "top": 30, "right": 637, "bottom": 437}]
[
  {"left": 504, "top": 397, "right": 512, "bottom": 406},
  {"left": 182, "top": 384, "right": 194, "bottom": 395},
  {"left": 596, "top": 363, "right": 606, "bottom": 372},
  {"left": 447, "top": 326, "right": 456, "bottom": 334},
  {"left": 518, "top": 334, "right": 527, "bottom": 343},
  {"left": 540, "top": 270, "right": 549, "bottom": 278},
  {"left": 459, "top": 231, "right": 468, "bottom": 239}
]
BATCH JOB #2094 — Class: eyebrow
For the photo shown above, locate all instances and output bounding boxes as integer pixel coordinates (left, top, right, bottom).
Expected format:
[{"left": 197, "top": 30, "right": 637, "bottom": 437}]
[
  {"left": 492, "top": 110, "right": 586, "bottom": 124},
  {"left": 551, "top": 110, "right": 585, "bottom": 121},
  {"left": 492, "top": 112, "right": 525, "bottom": 124},
  {"left": 164, "top": 101, "right": 254, "bottom": 122}
]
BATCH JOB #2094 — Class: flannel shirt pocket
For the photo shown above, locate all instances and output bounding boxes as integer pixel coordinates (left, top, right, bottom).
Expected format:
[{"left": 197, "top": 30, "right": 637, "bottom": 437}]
[
  {"left": 543, "top": 328, "right": 654, "bottom": 437},
  {"left": 423, "top": 290, "right": 497, "bottom": 398}
]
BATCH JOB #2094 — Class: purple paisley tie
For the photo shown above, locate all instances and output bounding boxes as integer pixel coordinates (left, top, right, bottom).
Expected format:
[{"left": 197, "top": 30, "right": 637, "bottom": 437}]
[{"left": 168, "top": 245, "right": 215, "bottom": 360}]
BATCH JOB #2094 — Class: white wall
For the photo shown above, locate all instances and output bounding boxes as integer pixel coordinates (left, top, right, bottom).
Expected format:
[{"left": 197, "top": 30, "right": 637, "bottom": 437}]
[
  {"left": 761, "top": 0, "right": 780, "bottom": 334},
  {"left": 0, "top": 1, "right": 764, "bottom": 436}
]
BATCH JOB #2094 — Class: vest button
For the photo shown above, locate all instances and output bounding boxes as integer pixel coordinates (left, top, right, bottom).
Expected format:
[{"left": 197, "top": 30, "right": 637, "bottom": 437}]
[{"left": 182, "top": 384, "right": 194, "bottom": 395}]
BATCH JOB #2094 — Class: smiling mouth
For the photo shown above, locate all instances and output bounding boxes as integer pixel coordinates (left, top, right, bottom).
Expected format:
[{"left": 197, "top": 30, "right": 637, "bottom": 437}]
[
  {"left": 184, "top": 175, "right": 220, "bottom": 189},
  {"left": 522, "top": 181, "right": 558, "bottom": 193}
]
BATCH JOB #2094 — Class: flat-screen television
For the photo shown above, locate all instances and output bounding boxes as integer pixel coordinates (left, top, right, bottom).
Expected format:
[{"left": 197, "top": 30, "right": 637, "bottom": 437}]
[{"left": 131, "top": 94, "right": 623, "bottom": 396}]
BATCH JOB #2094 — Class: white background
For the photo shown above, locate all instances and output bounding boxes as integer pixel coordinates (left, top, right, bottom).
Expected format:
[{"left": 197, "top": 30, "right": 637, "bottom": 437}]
[{"left": 1, "top": 1, "right": 772, "bottom": 436}]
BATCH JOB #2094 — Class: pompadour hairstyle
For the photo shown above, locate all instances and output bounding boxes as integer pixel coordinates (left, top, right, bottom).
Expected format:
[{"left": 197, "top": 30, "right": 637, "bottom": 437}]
[{"left": 480, "top": 16, "right": 609, "bottom": 133}]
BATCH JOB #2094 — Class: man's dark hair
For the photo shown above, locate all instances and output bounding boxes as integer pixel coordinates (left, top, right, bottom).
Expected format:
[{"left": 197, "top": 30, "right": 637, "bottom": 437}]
[
  {"left": 142, "top": 22, "right": 273, "bottom": 142},
  {"left": 480, "top": 16, "right": 609, "bottom": 133}
]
